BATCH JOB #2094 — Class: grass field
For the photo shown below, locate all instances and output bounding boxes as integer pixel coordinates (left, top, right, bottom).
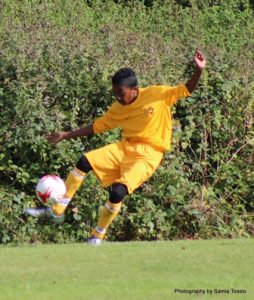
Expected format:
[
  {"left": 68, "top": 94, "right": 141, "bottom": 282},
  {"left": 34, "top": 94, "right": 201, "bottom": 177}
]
[{"left": 0, "top": 239, "right": 253, "bottom": 300}]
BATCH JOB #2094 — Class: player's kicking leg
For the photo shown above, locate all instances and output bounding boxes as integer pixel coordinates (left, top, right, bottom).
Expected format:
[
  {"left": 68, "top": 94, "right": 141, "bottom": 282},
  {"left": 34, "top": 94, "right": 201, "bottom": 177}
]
[{"left": 25, "top": 156, "right": 92, "bottom": 223}]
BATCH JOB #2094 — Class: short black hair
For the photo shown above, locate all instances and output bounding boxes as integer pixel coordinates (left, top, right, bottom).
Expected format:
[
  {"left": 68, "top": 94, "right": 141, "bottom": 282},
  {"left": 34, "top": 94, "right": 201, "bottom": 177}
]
[{"left": 112, "top": 68, "right": 138, "bottom": 88}]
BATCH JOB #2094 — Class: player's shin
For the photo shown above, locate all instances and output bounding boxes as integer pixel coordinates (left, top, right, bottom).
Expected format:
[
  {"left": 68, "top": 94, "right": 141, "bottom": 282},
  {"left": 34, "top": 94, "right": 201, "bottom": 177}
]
[
  {"left": 51, "top": 168, "right": 86, "bottom": 216},
  {"left": 91, "top": 200, "right": 122, "bottom": 239}
]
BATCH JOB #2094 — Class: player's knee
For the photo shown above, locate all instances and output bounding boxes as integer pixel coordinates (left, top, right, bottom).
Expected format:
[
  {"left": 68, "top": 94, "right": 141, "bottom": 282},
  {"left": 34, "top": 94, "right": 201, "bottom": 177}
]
[
  {"left": 109, "top": 183, "right": 129, "bottom": 203},
  {"left": 76, "top": 156, "right": 93, "bottom": 173}
]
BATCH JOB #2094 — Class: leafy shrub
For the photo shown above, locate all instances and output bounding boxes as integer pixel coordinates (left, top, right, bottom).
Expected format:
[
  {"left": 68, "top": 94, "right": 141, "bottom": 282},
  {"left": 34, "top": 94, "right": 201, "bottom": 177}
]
[{"left": 0, "top": 0, "right": 253, "bottom": 243}]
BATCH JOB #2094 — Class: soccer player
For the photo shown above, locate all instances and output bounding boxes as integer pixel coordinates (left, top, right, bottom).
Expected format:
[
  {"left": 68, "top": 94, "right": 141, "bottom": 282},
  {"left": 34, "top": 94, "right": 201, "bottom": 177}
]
[{"left": 25, "top": 50, "right": 206, "bottom": 245}]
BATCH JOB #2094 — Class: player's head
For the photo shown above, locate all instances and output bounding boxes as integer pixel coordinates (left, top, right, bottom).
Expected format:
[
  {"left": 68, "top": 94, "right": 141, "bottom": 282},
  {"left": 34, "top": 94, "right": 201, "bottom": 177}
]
[{"left": 112, "top": 68, "right": 138, "bottom": 105}]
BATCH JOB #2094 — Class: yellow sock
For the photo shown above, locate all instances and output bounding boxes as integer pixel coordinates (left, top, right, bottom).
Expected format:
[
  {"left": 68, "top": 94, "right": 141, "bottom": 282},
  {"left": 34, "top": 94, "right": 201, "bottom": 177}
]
[
  {"left": 65, "top": 168, "right": 86, "bottom": 198},
  {"left": 51, "top": 168, "right": 86, "bottom": 216},
  {"left": 91, "top": 200, "right": 122, "bottom": 239}
]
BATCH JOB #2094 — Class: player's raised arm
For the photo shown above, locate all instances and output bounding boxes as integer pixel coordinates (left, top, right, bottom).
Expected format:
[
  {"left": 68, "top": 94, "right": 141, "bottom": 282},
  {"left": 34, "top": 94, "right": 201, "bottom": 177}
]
[
  {"left": 46, "top": 124, "right": 94, "bottom": 145},
  {"left": 185, "top": 49, "right": 206, "bottom": 94}
]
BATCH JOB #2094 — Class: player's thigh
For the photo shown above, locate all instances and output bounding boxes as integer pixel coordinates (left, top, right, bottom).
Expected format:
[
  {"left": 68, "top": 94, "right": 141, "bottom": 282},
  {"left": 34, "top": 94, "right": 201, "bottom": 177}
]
[
  {"left": 117, "top": 153, "right": 162, "bottom": 193},
  {"left": 85, "top": 141, "right": 124, "bottom": 186}
]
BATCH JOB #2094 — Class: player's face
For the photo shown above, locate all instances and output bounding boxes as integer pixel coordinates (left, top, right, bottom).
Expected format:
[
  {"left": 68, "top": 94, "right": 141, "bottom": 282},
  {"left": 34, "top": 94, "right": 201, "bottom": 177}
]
[{"left": 112, "top": 84, "right": 138, "bottom": 105}]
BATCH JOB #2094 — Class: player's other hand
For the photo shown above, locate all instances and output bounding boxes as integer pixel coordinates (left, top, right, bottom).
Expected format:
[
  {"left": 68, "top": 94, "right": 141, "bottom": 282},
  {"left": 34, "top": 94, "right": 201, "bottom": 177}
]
[
  {"left": 194, "top": 49, "right": 206, "bottom": 70},
  {"left": 45, "top": 131, "right": 66, "bottom": 145}
]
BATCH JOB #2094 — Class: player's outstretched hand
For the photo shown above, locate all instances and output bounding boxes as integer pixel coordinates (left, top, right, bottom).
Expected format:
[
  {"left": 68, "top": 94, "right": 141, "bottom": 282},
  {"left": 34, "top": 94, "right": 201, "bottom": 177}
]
[
  {"left": 45, "top": 131, "right": 66, "bottom": 145},
  {"left": 194, "top": 49, "right": 206, "bottom": 70}
]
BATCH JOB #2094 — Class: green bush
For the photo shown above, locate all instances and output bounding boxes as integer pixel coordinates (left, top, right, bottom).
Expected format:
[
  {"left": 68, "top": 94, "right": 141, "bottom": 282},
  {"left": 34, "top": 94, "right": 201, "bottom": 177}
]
[{"left": 0, "top": 0, "right": 254, "bottom": 244}]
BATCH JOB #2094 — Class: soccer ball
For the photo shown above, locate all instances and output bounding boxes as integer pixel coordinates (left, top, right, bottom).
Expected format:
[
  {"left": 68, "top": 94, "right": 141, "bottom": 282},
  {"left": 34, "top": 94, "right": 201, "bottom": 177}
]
[{"left": 36, "top": 175, "right": 66, "bottom": 206}]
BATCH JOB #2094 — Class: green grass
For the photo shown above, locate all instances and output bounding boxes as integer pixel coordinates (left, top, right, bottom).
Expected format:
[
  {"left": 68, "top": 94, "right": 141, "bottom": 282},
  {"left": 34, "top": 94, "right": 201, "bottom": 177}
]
[{"left": 0, "top": 239, "right": 253, "bottom": 300}]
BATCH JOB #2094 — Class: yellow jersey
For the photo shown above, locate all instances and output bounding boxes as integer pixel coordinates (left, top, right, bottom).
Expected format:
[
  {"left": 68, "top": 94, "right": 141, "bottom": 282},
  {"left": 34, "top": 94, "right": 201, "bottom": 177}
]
[{"left": 93, "top": 84, "right": 190, "bottom": 151}]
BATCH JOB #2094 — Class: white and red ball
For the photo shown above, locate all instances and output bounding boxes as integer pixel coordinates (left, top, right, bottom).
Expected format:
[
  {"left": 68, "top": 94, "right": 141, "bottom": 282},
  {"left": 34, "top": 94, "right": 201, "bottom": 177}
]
[{"left": 36, "top": 175, "right": 66, "bottom": 206}]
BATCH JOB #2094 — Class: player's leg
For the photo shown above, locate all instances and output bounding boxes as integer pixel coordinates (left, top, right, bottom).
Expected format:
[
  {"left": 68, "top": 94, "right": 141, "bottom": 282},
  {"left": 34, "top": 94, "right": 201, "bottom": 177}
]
[
  {"left": 50, "top": 156, "right": 92, "bottom": 216},
  {"left": 26, "top": 142, "right": 124, "bottom": 224},
  {"left": 88, "top": 142, "right": 163, "bottom": 245},
  {"left": 84, "top": 142, "right": 127, "bottom": 245},
  {"left": 87, "top": 158, "right": 156, "bottom": 244},
  {"left": 88, "top": 142, "right": 163, "bottom": 243},
  {"left": 25, "top": 156, "right": 93, "bottom": 221},
  {"left": 88, "top": 183, "right": 128, "bottom": 245}
]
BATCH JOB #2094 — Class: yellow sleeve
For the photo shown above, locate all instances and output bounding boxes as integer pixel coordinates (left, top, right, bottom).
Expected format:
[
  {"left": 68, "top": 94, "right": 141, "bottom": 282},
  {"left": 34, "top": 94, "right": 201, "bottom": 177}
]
[
  {"left": 155, "top": 84, "right": 191, "bottom": 106},
  {"left": 93, "top": 106, "right": 120, "bottom": 134}
]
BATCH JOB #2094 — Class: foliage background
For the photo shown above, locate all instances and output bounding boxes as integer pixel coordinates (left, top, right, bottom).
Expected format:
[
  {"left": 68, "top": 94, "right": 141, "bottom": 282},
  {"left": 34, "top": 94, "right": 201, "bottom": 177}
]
[{"left": 0, "top": 0, "right": 254, "bottom": 244}]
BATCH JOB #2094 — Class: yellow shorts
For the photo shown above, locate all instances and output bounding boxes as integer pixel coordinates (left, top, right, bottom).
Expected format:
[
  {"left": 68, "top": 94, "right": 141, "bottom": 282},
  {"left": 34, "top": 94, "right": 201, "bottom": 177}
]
[{"left": 85, "top": 140, "right": 163, "bottom": 194}]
